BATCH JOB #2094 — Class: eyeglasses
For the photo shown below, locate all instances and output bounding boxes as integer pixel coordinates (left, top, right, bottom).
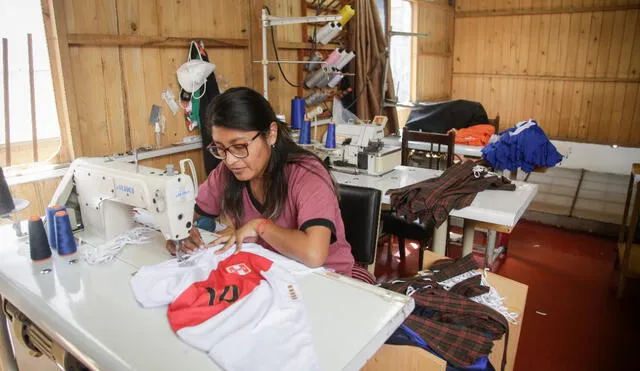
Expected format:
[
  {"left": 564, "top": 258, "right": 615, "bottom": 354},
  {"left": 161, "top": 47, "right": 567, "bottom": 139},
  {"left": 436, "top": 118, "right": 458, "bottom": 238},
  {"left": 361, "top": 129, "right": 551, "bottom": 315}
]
[{"left": 206, "top": 132, "right": 262, "bottom": 160}]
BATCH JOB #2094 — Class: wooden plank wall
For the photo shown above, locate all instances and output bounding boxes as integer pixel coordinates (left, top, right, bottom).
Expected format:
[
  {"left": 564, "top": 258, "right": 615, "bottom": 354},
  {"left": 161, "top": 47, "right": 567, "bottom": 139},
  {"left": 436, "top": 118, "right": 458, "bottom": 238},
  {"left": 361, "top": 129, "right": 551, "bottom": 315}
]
[
  {"left": 414, "top": 0, "right": 455, "bottom": 102},
  {"left": 6, "top": 176, "right": 62, "bottom": 223},
  {"left": 9, "top": 0, "right": 335, "bottom": 219},
  {"left": 63, "top": 0, "right": 249, "bottom": 163},
  {"left": 452, "top": 0, "right": 640, "bottom": 146}
]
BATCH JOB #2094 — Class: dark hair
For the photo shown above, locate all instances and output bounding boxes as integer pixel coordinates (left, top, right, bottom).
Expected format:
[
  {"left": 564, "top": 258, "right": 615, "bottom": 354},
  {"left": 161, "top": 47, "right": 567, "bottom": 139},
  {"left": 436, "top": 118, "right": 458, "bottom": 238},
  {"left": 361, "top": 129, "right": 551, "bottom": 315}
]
[{"left": 206, "top": 87, "right": 337, "bottom": 225}]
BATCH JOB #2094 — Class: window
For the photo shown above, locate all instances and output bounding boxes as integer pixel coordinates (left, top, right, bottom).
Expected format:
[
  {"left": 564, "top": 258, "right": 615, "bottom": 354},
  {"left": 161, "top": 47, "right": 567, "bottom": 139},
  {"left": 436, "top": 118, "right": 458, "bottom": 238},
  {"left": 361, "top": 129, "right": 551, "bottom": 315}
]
[
  {"left": 377, "top": 0, "right": 414, "bottom": 104},
  {"left": 389, "top": 0, "right": 413, "bottom": 104},
  {"left": 0, "top": 0, "right": 61, "bottom": 168}
]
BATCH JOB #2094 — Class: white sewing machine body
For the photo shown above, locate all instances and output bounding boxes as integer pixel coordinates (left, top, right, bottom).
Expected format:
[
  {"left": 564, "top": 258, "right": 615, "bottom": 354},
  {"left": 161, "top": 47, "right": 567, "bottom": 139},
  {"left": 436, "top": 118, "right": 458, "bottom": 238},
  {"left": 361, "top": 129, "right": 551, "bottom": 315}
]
[
  {"left": 332, "top": 122, "right": 401, "bottom": 176},
  {"left": 50, "top": 157, "right": 197, "bottom": 242}
]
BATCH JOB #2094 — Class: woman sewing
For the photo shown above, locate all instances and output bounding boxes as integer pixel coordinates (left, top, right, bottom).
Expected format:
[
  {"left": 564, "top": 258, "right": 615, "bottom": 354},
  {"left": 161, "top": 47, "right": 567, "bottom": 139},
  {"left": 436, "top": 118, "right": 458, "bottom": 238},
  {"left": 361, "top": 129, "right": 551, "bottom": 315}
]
[{"left": 165, "top": 87, "right": 375, "bottom": 284}]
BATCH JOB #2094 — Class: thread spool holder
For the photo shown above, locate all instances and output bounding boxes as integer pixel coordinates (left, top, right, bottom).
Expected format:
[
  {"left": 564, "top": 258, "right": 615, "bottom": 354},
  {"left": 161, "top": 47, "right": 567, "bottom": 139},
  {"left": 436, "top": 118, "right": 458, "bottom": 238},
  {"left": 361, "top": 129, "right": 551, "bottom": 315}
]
[{"left": 257, "top": 8, "right": 341, "bottom": 100}]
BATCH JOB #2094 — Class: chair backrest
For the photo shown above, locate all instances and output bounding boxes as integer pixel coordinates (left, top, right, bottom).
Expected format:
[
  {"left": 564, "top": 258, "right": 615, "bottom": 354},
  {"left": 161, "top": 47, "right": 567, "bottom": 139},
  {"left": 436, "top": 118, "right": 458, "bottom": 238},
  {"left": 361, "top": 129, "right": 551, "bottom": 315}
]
[
  {"left": 401, "top": 127, "right": 455, "bottom": 170},
  {"left": 338, "top": 185, "right": 382, "bottom": 265},
  {"left": 488, "top": 114, "right": 500, "bottom": 133}
]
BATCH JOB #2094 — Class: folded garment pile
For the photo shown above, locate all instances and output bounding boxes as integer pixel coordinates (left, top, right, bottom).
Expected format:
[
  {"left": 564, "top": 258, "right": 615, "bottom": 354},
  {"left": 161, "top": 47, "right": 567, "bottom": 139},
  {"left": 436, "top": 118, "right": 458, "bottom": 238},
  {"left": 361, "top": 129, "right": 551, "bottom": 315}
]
[
  {"left": 386, "top": 161, "right": 515, "bottom": 228},
  {"left": 382, "top": 254, "right": 518, "bottom": 371},
  {"left": 481, "top": 119, "right": 563, "bottom": 172}
]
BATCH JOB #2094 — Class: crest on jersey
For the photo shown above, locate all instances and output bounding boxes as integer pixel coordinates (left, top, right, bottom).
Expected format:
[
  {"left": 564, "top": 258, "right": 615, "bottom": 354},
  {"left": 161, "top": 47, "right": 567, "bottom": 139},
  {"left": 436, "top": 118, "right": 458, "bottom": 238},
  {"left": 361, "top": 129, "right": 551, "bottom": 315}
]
[{"left": 226, "top": 263, "right": 252, "bottom": 276}]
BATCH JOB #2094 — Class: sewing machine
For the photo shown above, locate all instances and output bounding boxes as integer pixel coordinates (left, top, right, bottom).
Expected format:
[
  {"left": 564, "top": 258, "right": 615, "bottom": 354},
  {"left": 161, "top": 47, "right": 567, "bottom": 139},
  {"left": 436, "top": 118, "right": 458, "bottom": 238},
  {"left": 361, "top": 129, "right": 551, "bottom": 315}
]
[
  {"left": 50, "top": 157, "right": 197, "bottom": 246},
  {"left": 0, "top": 158, "right": 416, "bottom": 371},
  {"left": 329, "top": 121, "right": 401, "bottom": 176}
]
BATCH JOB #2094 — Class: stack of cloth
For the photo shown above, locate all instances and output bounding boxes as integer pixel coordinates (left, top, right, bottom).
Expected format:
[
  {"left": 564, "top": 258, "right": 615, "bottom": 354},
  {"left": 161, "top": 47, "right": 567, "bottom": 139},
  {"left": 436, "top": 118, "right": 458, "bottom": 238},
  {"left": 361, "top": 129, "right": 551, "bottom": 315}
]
[
  {"left": 481, "top": 119, "right": 563, "bottom": 172},
  {"left": 382, "top": 254, "right": 518, "bottom": 371},
  {"left": 449, "top": 124, "right": 496, "bottom": 146},
  {"left": 386, "top": 161, "right": 516, "bottom": 229}
]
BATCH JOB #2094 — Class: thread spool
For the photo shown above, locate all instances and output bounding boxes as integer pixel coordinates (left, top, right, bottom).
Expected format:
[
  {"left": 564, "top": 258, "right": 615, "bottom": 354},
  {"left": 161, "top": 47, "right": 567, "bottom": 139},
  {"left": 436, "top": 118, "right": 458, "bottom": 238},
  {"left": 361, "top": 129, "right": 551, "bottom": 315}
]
[
  {"left": 320, "top": 22, "right": 342, "bottom": 45},
  {"left": 336, "top": 51, "right": 356, "bottom": 69},
  {"left": 290, "top": 97, "right": 305, "bottom": 130},
  {"left": 46, "top": 205, "right": 66, "bottom": 250},
  {"left": 299, "top": 120, "right": 312, "bottom": 145},
  {"left": 0, "top": 167, "right": 15, "bottom": 215},
  {"left": 327, "top": 74, "right": 344, "bottom": 88},
  {"left": 326, "top": 123, "right": 337, "bottom": 149},
  {"left": 315, "top": 67, "right": 335, "bottom": 88},
  {"left": 325, "top": 48, "right": 343, "bottom": 68},
  {"left": 304, "top": 92, "right": 322, "bottom": 107},
  {"left": 305, "top": 52, "right": 323, "bottom": 72},
  {"left": 304, "top": 68, "right": 327, "bottom": 89},
  {"left": 339, "top": 5, "right": 355, "bottom": 26},
  {"left": 54, "top": 210, "right": 77, "bottom": 256},
  {"left": 313, "top": 22, "right": 334, "bottom": 43},
  {"left": 306, "top": 106, "right": 324, "bottom": 120},
  {"left": 305, "top": 92, "right": 328, "bottom": 107},
  {"left": 28, "top": 216, "right": 52, "bottom": 261}
]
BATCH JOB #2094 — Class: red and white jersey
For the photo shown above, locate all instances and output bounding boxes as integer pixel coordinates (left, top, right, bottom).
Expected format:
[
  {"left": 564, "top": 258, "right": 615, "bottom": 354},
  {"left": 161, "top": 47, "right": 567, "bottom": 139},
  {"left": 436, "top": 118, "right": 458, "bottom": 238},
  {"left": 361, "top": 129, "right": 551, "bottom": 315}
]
[{"left": 130, "top": 244, "right": 320, "bottom": 371}]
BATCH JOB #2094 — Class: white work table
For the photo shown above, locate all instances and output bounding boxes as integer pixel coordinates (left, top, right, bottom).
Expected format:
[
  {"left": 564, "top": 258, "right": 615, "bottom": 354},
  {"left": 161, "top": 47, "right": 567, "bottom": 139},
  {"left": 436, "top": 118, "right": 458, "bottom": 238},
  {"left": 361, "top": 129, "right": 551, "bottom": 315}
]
[
  {"left": 332, "top": 166, "right": 539, "bottom": 267},
  {"left": 381, "top": 135, "right": 485, "bottom": 158},
  {"left": 0, "top": 226, "right": 413, "bottom": 371}
]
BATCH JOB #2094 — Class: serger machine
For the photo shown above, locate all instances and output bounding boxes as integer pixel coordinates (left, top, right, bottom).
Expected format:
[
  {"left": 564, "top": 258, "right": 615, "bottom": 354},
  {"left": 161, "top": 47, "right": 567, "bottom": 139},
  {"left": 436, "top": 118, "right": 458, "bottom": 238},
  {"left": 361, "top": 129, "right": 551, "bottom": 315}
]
[
  {"left": 50, "top": 157, "right": 198, "bottom": 247},
  {"left": 329, "top": 121, "right": 400, "bottom": 176}
]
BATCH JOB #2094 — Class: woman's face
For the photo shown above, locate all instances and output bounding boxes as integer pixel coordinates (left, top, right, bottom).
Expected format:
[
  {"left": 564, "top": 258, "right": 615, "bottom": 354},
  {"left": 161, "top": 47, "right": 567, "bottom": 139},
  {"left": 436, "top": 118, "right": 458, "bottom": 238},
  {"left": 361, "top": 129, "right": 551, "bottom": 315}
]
[{"left": 211, "top": 124, "right": 276, "bottom": 182}]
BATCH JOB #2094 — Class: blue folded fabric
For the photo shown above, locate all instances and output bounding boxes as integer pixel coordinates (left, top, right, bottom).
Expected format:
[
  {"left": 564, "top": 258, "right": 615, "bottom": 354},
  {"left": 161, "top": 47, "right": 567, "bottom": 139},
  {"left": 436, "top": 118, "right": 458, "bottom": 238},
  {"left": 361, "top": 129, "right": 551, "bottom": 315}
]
[
  {"left": 386, "top": 325, "right": 495, "bottom": 371},
  {"left": 482, "top": 119, "right": 563, "bottom": 172}
]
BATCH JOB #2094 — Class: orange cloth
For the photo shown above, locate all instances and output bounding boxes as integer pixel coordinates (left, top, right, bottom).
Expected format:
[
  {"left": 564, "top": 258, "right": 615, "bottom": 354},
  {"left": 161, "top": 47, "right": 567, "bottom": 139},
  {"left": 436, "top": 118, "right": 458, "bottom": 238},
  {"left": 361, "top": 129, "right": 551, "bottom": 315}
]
[{"left": 449, "top": 124, "right": 496, "bottom": 146}]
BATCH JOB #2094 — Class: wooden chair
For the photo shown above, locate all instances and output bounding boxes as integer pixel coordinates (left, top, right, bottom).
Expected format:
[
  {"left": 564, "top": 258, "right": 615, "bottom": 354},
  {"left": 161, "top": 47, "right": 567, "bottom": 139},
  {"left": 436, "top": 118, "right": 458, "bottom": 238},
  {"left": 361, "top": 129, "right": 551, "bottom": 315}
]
[
  {"left": 401, "top": 128, "right": 455, "bottom": 170},
  {"left": 381, "top": 128, "right": 456, "bottom": 269},
  {"left": 488, "top": 114, "right": 500, "bottom": 134}
]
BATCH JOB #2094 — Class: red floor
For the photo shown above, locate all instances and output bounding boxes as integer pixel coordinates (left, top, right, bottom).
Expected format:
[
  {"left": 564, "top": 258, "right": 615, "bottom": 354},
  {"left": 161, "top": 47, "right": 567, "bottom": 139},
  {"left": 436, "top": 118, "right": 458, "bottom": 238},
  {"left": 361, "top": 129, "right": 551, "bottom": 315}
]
[{"left": 374, "top": 220, "right": 638, "bottom": 371}]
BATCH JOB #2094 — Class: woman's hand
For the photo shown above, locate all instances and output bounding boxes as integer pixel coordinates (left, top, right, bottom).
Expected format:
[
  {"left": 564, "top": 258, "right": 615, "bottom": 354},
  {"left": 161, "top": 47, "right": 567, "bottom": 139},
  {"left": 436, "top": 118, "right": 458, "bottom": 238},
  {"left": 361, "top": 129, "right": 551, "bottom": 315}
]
[
  {"left": 211, "top": 219, "right": 261, "bottom": 255},
  {"left": 164, "top": 227, "right": 205, "bottom": 256}
]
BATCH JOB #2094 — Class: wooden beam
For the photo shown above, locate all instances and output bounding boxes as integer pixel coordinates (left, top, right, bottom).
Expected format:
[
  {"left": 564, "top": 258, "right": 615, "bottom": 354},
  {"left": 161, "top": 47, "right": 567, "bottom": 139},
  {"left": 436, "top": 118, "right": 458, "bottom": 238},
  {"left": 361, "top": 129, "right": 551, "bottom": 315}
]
[
  {"left": 412, "top": 95, "right": 451, "bottom": 103},
  {"left": 27, "top": 34, "right": 38, "bottom": 162},
  {"left": 249, "top": 0, "right": 265, "bottom": 93},
  {"left": 67, "top": 34, "right": 249, "bottom": 48},
  {"left": 113, "top": 4, "right": 131, "bottom": 152},
  {"left": 243, "top": 0, "right": 254, "bottom": 88},
  {"left": 42, "top": 0, "right": 82, "bottom": 161},
  {"left": 2, "top": 38, "right": 10, "bottom": 167},
  {"left": 405, "top": 0, "right": 453, "bottom": 10},
  {"left": 278, "top": 41, "right": 338, "bottom": 50},
  {"left": 456, "top": 4, "right": 640, "bottom": 18},
  {"left": 453, "top": 72, "right": 640, "bottom": 84},
  {"left": 418, "top": 51, "right": 452, "bottom": 57},
  {"left": 472, "top": 221, "right": 513, "bottom": 234}
]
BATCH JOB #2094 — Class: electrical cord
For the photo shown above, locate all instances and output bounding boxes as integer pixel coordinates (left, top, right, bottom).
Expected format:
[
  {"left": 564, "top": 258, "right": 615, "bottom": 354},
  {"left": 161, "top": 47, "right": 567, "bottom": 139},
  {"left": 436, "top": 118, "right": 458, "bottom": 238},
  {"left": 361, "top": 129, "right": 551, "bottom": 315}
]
[
  {"left": 264, "top": 6, "right": 300, "bottom": 88},
  {"left": 343, "top": 54, "right": 386, "bottom": 111}
]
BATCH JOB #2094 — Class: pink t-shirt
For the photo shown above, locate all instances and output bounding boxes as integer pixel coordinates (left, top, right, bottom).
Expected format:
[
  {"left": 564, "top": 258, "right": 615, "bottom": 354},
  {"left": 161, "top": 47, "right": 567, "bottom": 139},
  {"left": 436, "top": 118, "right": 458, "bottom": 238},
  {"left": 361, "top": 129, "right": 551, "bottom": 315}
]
[{"left": 195, "top": 157, "right": 355, "bottom": 276}]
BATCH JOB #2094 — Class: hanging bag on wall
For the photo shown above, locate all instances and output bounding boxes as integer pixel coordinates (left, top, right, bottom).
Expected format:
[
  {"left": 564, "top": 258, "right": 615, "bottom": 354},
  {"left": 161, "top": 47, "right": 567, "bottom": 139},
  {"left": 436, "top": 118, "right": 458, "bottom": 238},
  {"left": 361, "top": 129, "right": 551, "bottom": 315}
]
[
  {"left": 177, "top": 41, "right": 216, "bottom": 132},
  {"left": 177, "top": 41, "right": 223, "bottom": 175}
]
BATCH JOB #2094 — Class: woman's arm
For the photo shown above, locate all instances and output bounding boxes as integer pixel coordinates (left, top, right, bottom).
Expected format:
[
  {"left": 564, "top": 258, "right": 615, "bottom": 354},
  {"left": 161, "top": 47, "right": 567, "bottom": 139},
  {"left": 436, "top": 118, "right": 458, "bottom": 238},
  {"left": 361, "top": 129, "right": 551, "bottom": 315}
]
[{"left": 211, "top": 218, "right": 331, "bottom": 268}]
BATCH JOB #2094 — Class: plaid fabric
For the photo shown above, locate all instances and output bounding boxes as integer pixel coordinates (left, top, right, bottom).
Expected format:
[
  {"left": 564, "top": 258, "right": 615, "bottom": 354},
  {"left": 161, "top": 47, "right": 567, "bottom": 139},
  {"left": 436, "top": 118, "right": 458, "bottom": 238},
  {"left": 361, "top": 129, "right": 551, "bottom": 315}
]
[
  {"left": 406, "top": 289, "right": 508, "bottom": 370},
  {"left": 430, "top": 254, "right": 480, "bottom": 282},
  {"left": 381, "top": 254, "right": 509, "bottom": 370},
  {"left": 387, "top": 161, "right": 516, "bottom": 228},
  {"left": 429, "top": 257, "right": 454, "bottom": 271},
  {"left": 351, "top": 265, "right": 376, "bottom": 284},
  {"left": 449, "top": 275, "right": 490, "bottom": 298}
]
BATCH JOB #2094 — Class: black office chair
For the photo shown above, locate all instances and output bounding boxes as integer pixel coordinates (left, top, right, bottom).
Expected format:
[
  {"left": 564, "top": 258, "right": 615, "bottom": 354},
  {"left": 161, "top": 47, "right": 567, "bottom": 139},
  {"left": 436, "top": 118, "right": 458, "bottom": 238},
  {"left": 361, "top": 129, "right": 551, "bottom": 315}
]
[
  {"left": 338, "top": 185, "right": 382, "bottom": 270},
  {"left": 381, "top": 127, "right": 456, "bottom": 270}
]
